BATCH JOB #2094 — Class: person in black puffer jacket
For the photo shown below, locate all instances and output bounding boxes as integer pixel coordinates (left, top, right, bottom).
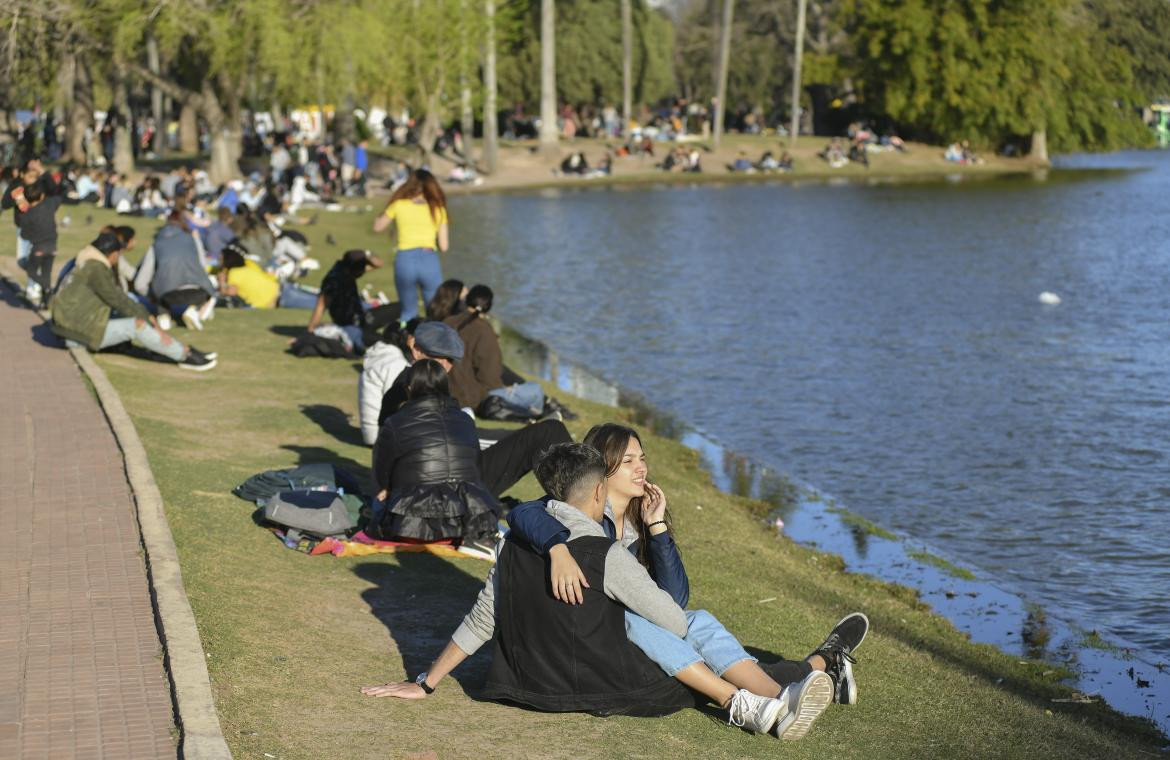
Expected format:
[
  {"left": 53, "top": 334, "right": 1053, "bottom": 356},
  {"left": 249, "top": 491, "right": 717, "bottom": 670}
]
[{"left": 369, "top": 359, "right": 500, "bottom": 546}]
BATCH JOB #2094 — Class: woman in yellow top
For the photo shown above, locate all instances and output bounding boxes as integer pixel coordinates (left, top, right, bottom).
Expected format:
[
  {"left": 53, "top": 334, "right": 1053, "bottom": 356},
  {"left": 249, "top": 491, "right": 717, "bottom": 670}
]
[{"left": 372, "top": 169, "right": 449, "bottom": 322}]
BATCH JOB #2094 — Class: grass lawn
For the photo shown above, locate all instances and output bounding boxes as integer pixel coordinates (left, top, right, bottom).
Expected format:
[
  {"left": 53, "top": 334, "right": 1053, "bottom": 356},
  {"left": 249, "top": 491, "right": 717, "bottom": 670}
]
[{"left": 20, "top": 206, "right": 1168, "bottom": 759}]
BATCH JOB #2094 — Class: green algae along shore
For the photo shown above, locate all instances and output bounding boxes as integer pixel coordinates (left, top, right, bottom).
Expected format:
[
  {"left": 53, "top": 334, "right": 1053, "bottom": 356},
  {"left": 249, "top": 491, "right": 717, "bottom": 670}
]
[{"left": 20, "top": 204, "right": 1169, "bottom": 759}]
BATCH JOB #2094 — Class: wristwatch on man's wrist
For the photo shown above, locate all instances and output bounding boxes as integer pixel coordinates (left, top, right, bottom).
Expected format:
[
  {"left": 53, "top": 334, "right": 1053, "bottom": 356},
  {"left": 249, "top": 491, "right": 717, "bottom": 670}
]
[{"left": 414, "top": 671, "right": 435, "bottom": 694}]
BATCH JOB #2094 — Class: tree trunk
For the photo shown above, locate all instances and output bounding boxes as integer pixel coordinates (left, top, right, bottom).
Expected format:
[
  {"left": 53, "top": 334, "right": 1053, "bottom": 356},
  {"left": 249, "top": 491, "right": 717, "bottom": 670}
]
[
  {"left": 789, "top": 0, "right": 808, "bottom": 147},
  {"left": 621, "top": 0, "right": 632, "bottom": 132},
  {"left": 111, "top": 75, "right": 134, "bottom": 175},
  {"left": 336, "top": 92, "right": 357, "bottom": 143},
  {"left": 179, "top": 102, "right": 198, "bottom": 153},
  {"left": 1029, "top": 128, "right": 1049, "bottom": 165},
  {"left": 459, "top": 0, "right": 475, "bottom": 155},
  {"left": 200, "top": 81, "right": 236, "bottom": 184},
  {"left": 713, "top": 0, "right": 734, "bottom": 150},
  {"left": 539, "top": 0, "right": 558, "bottom": 148},
  {"left": 146, "top": 35, "right": 165, "bottom": 155},
  {"left": 483, "top": 0, "right": 499, "bottom": 173},
  {"left": 65, "top": 55, "right": 93, "bottom": 165}
]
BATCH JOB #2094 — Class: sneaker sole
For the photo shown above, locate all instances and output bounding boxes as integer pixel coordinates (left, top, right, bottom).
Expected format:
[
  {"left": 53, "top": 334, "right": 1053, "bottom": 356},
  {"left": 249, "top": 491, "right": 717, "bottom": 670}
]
[
  {"left": 775, "top": 672, "right": 834, "bottom": 740},
  {"left": 838, "top": 658, "right": 858, "bottom": 705},
  {"left": 178, "top": 359, "right": 217, "bottom": 372},
  {"left": 181, "top": 313, "right": 203, "bottom": 331}
]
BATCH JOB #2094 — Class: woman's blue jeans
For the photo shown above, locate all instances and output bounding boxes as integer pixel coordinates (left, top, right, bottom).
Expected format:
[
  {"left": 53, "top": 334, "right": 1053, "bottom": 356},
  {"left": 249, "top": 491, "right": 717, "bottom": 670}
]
[
  {"left": 624, "top": 609, "right": 756, "bottom": 677},
  {"left": 394, "top": 247, "right": 442, "bottom": 322},
  {"left": 486, "top": 381, "right": 545, "bottom": 417}
]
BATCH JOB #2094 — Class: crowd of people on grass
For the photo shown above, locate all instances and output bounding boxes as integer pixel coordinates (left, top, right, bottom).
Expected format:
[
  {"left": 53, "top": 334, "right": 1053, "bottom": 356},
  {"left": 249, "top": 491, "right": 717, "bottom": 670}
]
[{"left": 4, "top": 145, "right": 871, "bottom": 742}]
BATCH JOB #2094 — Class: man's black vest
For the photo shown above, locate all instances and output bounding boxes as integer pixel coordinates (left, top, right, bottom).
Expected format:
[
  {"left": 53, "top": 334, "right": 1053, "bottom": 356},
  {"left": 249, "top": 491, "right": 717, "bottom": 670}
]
[{"left": 481, "top": 535, "right": 696, "bottom": 716}]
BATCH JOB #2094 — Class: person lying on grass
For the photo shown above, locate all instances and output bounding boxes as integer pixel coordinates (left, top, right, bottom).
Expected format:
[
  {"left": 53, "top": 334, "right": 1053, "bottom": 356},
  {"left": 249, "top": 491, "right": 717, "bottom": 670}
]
[
  {"left": 362, "top": 441, "right": 859, "bottom": 739},
  {"left": 50, "top": 231, "right": 216, "bottom": 371},
  {"left": 507, "top": 423, "right": 869, "bottom": 708}
]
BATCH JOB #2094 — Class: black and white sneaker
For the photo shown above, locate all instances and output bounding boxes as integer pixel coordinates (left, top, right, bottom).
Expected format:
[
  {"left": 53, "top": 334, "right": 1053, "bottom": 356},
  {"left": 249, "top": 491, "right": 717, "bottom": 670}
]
[
  {"left": 457, "top": 538, "right": 497, "bottom": 561},
  {"left": 187, "top": 346, "right": 218, "bottom": 361},
  {"left": 178, "top": 348, "right": 217, "bottom": 372},
  {"left": 809, "top": 612, "right": 869, "bottom": 705}
]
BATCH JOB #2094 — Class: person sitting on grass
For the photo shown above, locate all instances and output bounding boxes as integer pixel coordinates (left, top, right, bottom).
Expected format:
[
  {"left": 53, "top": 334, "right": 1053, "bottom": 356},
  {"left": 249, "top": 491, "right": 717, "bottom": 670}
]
[
  {"left": 375, "top": 321, "right": 572, "bottom": 495},
  {"left": 305, "top": 249, "right": 384, "bottom": 351},
  {"left": 369, "top": 359, "right": 501, "bottom": 555},
  {"left": 361, "top": 442, "right": 843, "bottom": 740},
  {"left": 143, "top": 210, "right": 218, "bottom": 330},
  {"left": 51, "top": 232, "right": 216, "bottom": 371},
  {"left": 508, "top": 423, "right": 869, "bottom": 709},
  {"left": 217, "top": 242, "right": 320, "bottom": 310},
  {"left": 445, "top": 284, "right": 548, "bottom": 420},
  {"left": 424, "top": 278, "right": 465, "bottom": 321},
  {"left": 359, "top": 320, "right": 415, "bottom": 446}
]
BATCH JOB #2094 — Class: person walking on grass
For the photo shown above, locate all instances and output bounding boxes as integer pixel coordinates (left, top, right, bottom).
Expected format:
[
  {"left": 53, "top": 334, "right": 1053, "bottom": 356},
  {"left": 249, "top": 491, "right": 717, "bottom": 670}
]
[
  {"left": 51, "top": 232, "right": 216, "bottom": 371},
  {"left": 372, "top": 169, "right": 448, "bottom": 323}
]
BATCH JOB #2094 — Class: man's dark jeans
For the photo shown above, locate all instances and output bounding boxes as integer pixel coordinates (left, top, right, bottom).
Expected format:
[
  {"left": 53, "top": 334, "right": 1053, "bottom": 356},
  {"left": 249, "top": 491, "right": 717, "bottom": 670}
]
[{"left": 478, "top": 419, "right": 572, "bottom": 496}]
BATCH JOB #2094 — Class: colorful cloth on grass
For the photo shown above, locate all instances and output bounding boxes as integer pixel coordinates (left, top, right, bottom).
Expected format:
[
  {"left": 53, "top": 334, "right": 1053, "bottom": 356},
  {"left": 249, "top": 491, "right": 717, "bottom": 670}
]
[{"left": 271, "top": 528, "right": 480, "bottom": 560}]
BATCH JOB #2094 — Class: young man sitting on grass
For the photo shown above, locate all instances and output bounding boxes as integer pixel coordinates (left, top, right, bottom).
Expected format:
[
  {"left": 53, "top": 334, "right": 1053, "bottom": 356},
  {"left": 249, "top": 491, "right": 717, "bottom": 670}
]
[
  {"left": 362, "top": 443, "right": 845, "bottom": 739},
  {"left": 51, "top": 232, "right": 216, "bottom": 371}
]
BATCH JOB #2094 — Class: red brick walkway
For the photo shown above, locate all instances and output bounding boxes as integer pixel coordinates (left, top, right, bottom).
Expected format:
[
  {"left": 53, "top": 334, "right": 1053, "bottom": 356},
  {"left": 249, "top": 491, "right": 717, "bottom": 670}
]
[{"left": 0, "top": 287, "right": 176, "bottom": 758}]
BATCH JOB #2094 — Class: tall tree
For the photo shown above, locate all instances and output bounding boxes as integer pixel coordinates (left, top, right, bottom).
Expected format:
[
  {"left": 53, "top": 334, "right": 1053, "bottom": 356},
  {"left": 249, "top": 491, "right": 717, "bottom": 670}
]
[
  {"left": 539, "top": 0, "right": 558, "bottom": 147},
  {"left": 712, "top": 0, "right": 734, "bottom": 148},
  {"left": 621, "top": 0, "right": 632, "bottom": 131},
  {"left": 788, "top": 0, "right": 807, "bottom": 145},
  {"left": 483, "top": 0, "right": 500, "bottom": 172}
]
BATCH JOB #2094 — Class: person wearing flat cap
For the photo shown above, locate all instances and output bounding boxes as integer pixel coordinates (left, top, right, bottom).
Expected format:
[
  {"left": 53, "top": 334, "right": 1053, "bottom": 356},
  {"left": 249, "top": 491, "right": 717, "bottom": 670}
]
[
  {"left": 305, "top": 248, "right": 383, "bottom": 350},
  {"left": 51, "top": 232, "right": 216, "bottom": 371},
  {"left": 372, "top": 322, "right": 572, "bottom": 539}
]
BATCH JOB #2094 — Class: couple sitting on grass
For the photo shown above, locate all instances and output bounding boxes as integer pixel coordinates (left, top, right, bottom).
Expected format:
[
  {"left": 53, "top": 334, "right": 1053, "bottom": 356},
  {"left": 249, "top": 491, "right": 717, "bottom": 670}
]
[{"left": 364, "top": 424, "right": 869, "bottom": 740}]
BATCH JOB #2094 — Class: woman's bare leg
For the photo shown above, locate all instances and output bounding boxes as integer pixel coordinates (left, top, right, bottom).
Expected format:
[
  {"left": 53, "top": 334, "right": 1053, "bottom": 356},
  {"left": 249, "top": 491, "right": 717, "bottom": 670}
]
[
  {"left": 673, "top": 663, "right": 738, "bottom": 707},
  {"left": 721, "top": 660, "right": 783, "bottom": 698}
]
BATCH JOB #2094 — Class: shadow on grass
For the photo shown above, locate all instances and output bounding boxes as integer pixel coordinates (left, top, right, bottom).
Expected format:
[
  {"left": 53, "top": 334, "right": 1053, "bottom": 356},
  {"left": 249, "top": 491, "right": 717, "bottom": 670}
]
[
  {"left": 301, "top": 403, "right": 365, "bottom": 447},
  {"left": 269, "top": 324, "right": 306, "bottom": 338},
  {"left": 354, "top": 557, "right": 490, "bottom": 697}
]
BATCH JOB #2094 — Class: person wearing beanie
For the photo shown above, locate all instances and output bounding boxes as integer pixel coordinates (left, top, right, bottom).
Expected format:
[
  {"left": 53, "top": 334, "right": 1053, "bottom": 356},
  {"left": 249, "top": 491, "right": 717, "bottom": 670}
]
[{"left": 51, "top": 233, "right": 216, "bottom": 371}]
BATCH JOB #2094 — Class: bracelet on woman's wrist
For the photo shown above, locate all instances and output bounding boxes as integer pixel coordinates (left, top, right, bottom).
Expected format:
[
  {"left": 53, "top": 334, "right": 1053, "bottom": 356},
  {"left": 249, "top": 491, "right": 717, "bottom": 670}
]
[{"left": 647, "top": 520, "right": 667, "bottom": 530}]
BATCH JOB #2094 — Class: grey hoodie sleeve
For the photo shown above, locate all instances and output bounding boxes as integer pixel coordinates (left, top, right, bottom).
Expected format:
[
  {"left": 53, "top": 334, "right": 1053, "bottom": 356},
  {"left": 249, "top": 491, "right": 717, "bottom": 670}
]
[
  {"left": 602, "top": 545, "right": 688, "bottom": 638},
  {"left": 450, "top": 563, "right": 499, "bottom": 656}
]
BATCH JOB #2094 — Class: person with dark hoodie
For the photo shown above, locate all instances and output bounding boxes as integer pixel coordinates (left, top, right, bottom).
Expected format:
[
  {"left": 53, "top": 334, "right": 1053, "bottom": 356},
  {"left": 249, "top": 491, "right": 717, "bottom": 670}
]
[
  {"left": 305, "top": 248, "right": 384, "bottom": 350},
  {"left": 51, "top": 232, "right": 215, "bottom": 370},
  {"left": 14, "top": 179, "right": 66, "bottom": 308}
]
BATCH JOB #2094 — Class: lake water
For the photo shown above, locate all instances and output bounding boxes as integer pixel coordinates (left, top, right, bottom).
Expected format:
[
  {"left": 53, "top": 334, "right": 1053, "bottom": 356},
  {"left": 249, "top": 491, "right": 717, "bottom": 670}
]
[{"left": 446, "top": 152, "right": 1170, "bottom": 669}]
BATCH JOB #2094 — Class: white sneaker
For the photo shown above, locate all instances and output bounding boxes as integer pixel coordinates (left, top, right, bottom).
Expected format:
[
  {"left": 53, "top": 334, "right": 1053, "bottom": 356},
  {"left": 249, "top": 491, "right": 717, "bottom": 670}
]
[
  {"left": 773, "top": 671, "right": 834, "bottom": 740},
  {"left": 198, "top": 297, "right": 216, "bottom": 322},
  {"left": 25, "top": 281, "right": 42, "bottom": 303},
  {"left": 157, "top": 313, "right": 173, "bottom": 331},
  {"left": 727, "top": 688, "right": 784, "bottom": 734},
  {"left": 181, "top": 306, "right": 204, "bottom": 331}
]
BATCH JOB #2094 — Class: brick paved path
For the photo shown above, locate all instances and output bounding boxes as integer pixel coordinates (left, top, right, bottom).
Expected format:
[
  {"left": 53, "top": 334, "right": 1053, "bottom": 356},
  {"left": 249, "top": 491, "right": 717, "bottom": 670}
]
[{"left": 0, "top": 287, "right": 176, "bottom": 758}]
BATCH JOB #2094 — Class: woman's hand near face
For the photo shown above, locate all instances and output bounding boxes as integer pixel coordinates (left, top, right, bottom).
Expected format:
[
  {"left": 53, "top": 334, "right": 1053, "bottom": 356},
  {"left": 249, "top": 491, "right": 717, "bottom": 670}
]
[{"left": 642, "top": 483, "right": 668, "bottom": 530}]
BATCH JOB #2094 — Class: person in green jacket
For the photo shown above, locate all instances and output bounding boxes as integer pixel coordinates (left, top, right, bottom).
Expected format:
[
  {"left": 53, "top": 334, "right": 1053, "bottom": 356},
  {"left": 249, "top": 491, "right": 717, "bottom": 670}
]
[{"left": 50, "top": 232, "right": 217, "bottom": 371}]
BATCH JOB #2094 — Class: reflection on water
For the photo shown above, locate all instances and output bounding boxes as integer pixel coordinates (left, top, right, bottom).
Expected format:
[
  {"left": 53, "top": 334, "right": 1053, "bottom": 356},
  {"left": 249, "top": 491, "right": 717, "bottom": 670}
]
[{"left": 498, "top": 305, "right": 1170, "bottom": 735}]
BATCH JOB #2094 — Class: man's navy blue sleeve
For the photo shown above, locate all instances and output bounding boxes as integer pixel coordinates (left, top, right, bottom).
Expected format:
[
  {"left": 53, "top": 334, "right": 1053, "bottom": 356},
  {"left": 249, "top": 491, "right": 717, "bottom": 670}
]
[
  {"left": 505, "top": 497, "right": 568, "bottom": 554},
  {"left": 646, "top": 532, "right": 690, "bottom": 608}
]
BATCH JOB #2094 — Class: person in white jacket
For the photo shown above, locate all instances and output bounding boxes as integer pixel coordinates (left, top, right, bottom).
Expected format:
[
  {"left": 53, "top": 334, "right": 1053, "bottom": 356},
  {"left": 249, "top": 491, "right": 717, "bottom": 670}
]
[{"left": 359, "top": 323, "right": 412, "bottom": 445}]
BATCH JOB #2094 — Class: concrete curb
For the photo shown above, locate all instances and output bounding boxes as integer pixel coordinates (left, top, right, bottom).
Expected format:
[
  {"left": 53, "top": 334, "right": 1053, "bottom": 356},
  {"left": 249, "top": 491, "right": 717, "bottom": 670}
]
[{"left": 1, "top": 265, "right": 231, "bottom": 759}]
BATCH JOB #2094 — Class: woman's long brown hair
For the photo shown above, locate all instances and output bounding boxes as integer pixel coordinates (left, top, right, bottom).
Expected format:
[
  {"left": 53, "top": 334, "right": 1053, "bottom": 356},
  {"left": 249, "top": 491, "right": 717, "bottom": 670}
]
[
  {"left": 583, "top": 423, "right": 676, "bottom": 569},
  {"left": 387, "top": 168, "right": 448, "bottom": 224}
]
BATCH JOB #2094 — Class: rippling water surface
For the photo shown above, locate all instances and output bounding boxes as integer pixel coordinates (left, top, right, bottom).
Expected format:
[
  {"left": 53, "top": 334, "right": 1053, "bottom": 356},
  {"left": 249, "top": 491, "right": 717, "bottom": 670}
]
[{"left": 446, "top": 152, "right": 1170, "bottom": 663}]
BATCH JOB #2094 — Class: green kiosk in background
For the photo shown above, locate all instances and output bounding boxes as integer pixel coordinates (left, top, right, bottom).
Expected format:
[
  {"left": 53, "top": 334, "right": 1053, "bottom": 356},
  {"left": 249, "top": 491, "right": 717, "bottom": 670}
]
[{"left": 1153, "top": 104, "right": 1170, "bottom": 147}]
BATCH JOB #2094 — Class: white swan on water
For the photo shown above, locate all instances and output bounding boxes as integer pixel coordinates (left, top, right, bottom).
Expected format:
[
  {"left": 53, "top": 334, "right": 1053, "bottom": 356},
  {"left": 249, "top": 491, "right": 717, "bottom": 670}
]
[{"left": 1039, "top": 291, "right": 1062, "bottom": 306}]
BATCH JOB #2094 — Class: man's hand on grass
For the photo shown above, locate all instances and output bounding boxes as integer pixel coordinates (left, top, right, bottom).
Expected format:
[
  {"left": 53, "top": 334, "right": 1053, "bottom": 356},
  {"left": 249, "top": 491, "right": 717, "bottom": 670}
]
[{"left": 361, "top": 682, "right": 427, "bottom": 699}]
